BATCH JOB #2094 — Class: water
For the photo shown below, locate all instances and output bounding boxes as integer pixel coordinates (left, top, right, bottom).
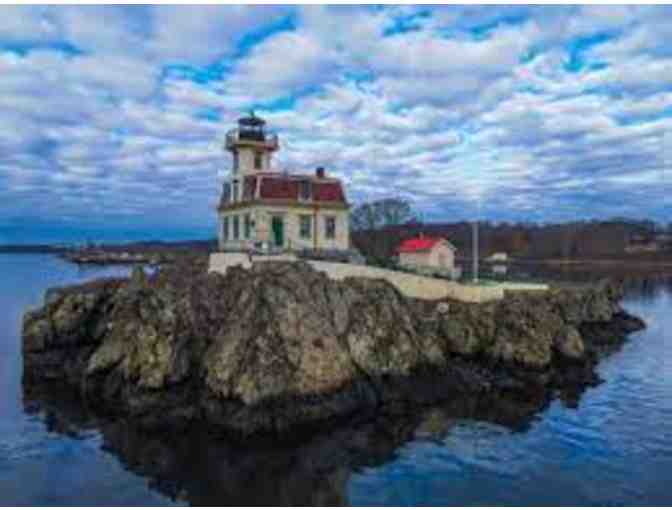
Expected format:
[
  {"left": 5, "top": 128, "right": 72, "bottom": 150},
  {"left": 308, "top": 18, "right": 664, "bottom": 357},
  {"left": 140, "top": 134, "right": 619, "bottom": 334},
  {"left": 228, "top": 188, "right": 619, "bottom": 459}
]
[
  {"left": 0, "top": 255, "right": 173, "bottom": 506},
  {"left": 1, "top": 254, "right": 671, "bottom": 505}
]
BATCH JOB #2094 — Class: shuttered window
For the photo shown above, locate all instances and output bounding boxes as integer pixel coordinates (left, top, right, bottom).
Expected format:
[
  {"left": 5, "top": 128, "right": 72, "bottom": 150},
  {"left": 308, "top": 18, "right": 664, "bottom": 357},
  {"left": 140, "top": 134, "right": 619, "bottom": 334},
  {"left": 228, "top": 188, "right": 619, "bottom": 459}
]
[
  {"left": 325, "top": 216, "right": 336, "bottom": 239},
  {"left": 222, "top": 217, "right": 229, "bottom": 240},
  {"left": 299, "top": 215, "right": 312, "bottom": 239},
  {"left": 244, "top": 214, "right": 252, "bottom": 239},
  {"left": 233, "top": 215, "right": 240, "bottom": 240}
]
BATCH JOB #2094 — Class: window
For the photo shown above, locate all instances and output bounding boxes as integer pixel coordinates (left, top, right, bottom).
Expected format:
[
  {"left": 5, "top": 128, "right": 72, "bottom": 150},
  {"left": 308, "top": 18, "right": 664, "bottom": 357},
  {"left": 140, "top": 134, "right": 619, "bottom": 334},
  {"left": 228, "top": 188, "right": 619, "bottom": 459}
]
[
  {"left": 242, "top": 178, "right": 255, "bottom": 200},
  {"left": 244, "top": 214, "right": 252, "bottom": 239},
  {"left": 232, "top": 180, "right": 239, "bottom": 202},
  {"left": 299, "top": 215, "right": 312, "bottom": 239},
  {"left": 299, "top": 180, "right": 311, "bottom": 201},
  {"left": 232, "top": 151, "right": 239, "bottom": 174},
  {"left": 233, "top": 215, "right": 240, "bottom": 240},
  {"left": 222, "top": 217, "right": 229, "bottom": 241},
  {"left": 254, "top": 151, "right": 263, "bottom": 170},
  {"left": 221, "top": 182, "right": 231, "bottom": 205},
  {"left": 325, "top": 216, "right": 336, "bottom": 239}
]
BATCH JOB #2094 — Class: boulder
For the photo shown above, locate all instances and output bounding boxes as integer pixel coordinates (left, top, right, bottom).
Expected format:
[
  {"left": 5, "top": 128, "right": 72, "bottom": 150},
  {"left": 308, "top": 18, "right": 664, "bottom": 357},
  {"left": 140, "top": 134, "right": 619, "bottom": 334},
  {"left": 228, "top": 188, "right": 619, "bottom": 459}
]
[{"left": 554, "top": 325, "right": 585, "bottom": 360}]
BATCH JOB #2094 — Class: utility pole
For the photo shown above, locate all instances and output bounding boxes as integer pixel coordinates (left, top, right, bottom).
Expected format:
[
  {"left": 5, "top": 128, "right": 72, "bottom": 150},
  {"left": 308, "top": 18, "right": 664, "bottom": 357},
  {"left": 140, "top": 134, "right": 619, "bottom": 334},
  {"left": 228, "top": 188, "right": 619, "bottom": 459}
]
[
  {"left": 664, "top": 130, "right": 669, "bottom": 227},
  {"left": 663, "top": 130, "right": 668, "bottom": 181},
  {"left": 472, "top": 192, "right": 482, "bottom": 283},
  {"left": 472, "top": 219, "right": 479, "bottom": 283}
]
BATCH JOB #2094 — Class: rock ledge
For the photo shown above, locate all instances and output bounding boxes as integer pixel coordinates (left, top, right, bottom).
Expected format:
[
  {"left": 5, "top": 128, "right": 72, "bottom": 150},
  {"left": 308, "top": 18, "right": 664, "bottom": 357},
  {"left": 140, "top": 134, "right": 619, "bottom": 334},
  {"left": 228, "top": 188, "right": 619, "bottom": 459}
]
[{"left": 22, "top": 260, "right": 645, "bottom": 435}]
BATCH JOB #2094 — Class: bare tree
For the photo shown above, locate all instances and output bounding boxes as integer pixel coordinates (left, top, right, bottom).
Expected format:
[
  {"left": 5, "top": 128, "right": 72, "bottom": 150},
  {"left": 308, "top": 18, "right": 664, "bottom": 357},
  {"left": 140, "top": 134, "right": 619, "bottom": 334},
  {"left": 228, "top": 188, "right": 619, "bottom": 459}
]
[
  {"left": 350, "top": 198, "right": 416, "bottom": 266},
  {"left": 350, "top": 197, "right": 415, "bottom": 231},
  {"left": 350, "top": 202, "right": 382, "bottom": 231}
]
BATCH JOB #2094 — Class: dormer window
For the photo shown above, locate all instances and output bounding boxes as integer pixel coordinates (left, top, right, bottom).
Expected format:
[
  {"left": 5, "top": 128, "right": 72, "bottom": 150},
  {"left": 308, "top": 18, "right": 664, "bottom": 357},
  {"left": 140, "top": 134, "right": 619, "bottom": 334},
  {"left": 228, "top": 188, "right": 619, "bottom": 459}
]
[{"left": 299, "top": 180, "right": 311, "bottom": 201}]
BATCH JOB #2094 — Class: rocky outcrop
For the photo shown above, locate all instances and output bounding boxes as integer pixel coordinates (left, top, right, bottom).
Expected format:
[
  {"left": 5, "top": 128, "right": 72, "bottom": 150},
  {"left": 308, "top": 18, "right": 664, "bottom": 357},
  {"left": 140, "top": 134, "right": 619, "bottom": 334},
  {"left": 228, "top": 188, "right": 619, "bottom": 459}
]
[{"left": 22, "top": 259, "right": 645, "bottom": 436}]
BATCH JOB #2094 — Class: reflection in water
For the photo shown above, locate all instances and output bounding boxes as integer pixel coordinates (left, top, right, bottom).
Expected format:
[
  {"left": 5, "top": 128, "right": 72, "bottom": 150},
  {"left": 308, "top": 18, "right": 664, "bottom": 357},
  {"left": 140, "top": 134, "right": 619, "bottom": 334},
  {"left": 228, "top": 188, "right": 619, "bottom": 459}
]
[
  {"left": 620, "top": 274, "right": 672, "bottom": 302},
  {"left": 23, "top": 384, "right": 546, "bottom": 506}
]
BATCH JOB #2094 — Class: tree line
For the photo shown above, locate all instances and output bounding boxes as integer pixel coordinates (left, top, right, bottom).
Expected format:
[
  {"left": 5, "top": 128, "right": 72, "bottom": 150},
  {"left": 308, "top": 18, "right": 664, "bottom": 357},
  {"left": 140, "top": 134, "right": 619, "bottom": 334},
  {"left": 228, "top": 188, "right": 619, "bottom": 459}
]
[{"left": 350, "top": 198, "right": 672, "bottom": 265}]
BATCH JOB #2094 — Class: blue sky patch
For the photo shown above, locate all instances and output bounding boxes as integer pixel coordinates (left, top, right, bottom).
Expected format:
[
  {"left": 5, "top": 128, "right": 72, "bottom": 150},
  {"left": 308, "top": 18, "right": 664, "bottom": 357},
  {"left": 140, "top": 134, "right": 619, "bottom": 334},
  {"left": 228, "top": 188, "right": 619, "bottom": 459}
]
[{"left": 564, "top": 32, "right": 615, "bottom": 72}]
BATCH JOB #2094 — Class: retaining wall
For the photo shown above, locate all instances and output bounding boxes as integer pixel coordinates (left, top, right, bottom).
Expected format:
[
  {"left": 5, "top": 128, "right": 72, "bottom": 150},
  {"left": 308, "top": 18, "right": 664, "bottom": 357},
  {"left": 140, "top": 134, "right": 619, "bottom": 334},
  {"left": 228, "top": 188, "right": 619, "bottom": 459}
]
[
  {"left": 209, "top": 253, "right": 506, "bottom": 303},
  {"left": 306, "top": 261, "right": 504, "bottom": 302}
]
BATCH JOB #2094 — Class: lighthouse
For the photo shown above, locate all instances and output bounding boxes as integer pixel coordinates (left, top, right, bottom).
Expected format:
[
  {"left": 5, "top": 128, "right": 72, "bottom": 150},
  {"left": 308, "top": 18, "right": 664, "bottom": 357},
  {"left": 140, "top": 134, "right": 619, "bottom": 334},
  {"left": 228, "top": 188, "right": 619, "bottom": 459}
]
[{"left": 217, "top": 112, "right": 350, "bottom": 253}]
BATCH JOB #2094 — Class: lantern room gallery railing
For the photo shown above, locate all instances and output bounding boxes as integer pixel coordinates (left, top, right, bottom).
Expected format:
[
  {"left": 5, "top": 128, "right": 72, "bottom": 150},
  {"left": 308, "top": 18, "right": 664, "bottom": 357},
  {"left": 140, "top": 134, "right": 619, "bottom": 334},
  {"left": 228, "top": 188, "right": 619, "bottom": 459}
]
[{"left": 225, "top": 128, "right": 279, "bottom": 150}]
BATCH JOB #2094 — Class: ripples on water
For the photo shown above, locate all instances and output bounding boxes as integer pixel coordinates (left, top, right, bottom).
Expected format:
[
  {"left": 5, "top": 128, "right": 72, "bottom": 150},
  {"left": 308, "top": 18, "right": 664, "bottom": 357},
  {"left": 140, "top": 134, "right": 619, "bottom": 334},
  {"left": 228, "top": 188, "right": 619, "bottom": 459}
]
[{"left": 1, "top": 255, "right": 671, "bottom": 505}]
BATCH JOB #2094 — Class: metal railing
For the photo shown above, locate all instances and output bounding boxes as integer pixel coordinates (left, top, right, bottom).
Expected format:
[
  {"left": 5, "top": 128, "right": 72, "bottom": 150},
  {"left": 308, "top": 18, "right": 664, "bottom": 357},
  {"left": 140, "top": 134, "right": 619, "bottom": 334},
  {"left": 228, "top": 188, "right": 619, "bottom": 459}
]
[{"left": 225, "top": 128, "right": 279, "bottom": 149}]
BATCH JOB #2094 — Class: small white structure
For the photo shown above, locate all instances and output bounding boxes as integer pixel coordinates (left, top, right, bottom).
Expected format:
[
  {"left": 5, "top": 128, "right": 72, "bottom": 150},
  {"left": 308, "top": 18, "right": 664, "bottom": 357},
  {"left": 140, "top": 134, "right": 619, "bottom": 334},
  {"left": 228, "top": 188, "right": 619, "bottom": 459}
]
[
  {"left": 396, "top": 236, "right": 460, "bottom": 278},
  {"left": 486, "top": 252, "right": 508, "bottom": 262},
  {"left": 492, "top": 264, "right": 508, "bottom": 276}
]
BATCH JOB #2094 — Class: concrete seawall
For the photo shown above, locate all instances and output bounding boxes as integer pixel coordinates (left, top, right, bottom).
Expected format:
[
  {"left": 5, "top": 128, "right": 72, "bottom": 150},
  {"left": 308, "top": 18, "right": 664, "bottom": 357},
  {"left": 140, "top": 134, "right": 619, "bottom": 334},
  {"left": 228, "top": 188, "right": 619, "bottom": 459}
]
[
  {"left": 306, "top": 260, "right": 504, "bottom": 302},
  {"left": 208, "top": 253, "right": 544, "bottom": 303}
]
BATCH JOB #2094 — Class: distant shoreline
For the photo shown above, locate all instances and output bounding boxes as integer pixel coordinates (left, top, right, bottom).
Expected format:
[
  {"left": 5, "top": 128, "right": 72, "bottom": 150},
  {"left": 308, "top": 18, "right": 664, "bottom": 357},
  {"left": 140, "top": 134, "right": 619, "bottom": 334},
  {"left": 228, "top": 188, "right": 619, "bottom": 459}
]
[
  {"left": 3, "top": 242, "right": 671, "bottom": 269},
  {"left": 0, "top": 245, "right": 65, "bottom": 254},
  {"left": 521, "top": 258, "right": 672, "bottom": 268},
  {"left": 455, "top": 256, "right": 672, "bottom": 269},
  {"left": 0, "top": 239, "right": 216, "bottom": 256}
]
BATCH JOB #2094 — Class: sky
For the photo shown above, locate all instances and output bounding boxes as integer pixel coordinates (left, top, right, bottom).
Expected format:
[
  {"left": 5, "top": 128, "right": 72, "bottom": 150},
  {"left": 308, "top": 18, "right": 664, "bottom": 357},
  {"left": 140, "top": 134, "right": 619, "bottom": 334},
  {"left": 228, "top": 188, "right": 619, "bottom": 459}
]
[{"left": 0, "top": 5, "right": 671, "bottom": 244}]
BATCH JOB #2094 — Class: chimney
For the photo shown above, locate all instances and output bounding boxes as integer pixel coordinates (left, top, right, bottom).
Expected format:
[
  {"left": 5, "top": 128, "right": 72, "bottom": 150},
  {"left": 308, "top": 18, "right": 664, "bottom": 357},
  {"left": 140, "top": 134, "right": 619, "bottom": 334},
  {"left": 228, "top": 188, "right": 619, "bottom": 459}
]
[{"left": 316, "top": 166, "right": 325, "bottom": 178}]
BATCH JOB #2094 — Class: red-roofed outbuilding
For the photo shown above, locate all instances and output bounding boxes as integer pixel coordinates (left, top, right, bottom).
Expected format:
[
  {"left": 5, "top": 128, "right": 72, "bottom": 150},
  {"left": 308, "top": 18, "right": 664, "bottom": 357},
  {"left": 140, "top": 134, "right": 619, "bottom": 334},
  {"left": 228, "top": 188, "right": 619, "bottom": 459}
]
[
  {"left": 397, "top": 235, "right": 458, "bottom": 274},
  {"left": 397, "top": 237, "right": 443, "bottom": 253}
]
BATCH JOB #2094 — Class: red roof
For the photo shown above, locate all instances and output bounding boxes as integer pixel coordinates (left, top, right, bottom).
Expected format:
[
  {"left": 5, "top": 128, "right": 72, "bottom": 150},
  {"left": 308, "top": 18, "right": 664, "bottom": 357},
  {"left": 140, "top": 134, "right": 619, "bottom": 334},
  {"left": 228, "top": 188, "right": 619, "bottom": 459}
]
[
  {"left": 313, "top": 181, "right": 345, "bottom": 202},
  {"left": 259, "top": 175, "right": 299, "bottom": 200},
  {"left": 397, "top": 237, "right": 445, "bottom": 253},
  {"left": 256, "top": 175, "right": 346, "bottom": 203},
  {"left": 219, "top": 171, "right": 348, "bottom": 209}
]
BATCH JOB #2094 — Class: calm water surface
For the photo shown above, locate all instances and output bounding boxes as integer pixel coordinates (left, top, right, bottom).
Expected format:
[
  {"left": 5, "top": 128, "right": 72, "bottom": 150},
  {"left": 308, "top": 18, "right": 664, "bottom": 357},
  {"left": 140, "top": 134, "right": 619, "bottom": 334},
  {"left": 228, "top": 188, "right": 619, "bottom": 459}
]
[{"left": 0, "top": 254, "right": 670, "bottom": 506}]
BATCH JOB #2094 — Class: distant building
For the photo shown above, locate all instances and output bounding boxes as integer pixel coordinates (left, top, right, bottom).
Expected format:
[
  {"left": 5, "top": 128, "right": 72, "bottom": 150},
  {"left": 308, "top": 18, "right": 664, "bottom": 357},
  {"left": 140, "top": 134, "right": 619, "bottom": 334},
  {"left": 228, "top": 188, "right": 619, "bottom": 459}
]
[
  {"left": 217, "top": 113, "right": 350, "bottom": 252},
  {"left": 491, "top": 264, "right": 508, "bottom": 276},
  {"left": 626, "top": 233, "right": 660, "bottom": 253},
  {"left": 486, "top": 252, "right": 508, "bottom": 262},
  {"left": 654, "top": 233, "right": 672, "bottom": 247},
  {"left": 397, "top": 236, "right": 459, "bottom": 277}
]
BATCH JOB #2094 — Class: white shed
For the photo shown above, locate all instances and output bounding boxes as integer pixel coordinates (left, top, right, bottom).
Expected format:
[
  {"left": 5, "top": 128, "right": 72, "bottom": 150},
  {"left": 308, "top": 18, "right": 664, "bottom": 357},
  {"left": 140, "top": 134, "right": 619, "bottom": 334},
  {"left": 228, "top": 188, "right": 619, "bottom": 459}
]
[{"left": 397, "top": 236, "right": 457, "bottom": 272}]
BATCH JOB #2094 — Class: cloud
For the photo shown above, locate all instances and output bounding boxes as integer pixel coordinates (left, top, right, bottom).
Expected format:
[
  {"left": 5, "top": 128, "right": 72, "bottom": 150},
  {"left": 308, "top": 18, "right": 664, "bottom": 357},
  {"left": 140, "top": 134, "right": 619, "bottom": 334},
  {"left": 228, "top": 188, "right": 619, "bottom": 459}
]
[
  {"left": 0, "top": 6, "right": 60, "bottom": 44},
  {"left": 0, "top": 5, "right": 670, "bottom": 243},
  {"left": 224, "top": 30, "right": 341, "bottom": 100},
  {"left": 146, "top": 5, "right": 289, "bottom": 64}
]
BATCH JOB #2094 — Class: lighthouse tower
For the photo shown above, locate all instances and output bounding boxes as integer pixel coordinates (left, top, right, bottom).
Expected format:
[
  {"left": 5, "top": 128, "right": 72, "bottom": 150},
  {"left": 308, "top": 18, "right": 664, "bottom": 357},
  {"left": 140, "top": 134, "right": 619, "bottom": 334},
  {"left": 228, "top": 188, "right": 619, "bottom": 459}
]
[{"left": 223, "top": 111, "right": 279, "bottom": 203}]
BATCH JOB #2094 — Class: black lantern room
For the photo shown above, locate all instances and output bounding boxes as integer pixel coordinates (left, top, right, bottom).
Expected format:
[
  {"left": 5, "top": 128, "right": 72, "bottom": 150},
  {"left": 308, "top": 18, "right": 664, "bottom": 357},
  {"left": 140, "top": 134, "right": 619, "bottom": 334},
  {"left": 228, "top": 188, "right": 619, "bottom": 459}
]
[{"left": 237, "top": 111, "right": 267, "bottom": 142}]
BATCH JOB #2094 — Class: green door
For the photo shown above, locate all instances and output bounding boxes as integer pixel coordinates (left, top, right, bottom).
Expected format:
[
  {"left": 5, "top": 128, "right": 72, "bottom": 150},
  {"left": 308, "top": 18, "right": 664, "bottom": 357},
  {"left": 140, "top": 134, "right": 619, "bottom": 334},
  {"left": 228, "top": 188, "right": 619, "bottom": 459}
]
[{"left": 271, "top": 216, "right": 284, "bottom": 247}]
